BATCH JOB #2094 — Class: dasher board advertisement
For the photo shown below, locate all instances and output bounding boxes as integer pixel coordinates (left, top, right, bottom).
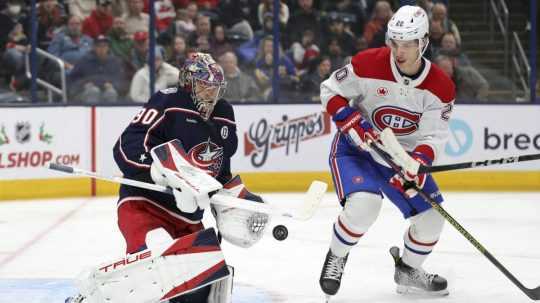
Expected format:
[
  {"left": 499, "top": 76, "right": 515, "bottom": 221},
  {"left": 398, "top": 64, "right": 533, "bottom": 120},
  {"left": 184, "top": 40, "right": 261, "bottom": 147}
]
[{"left": 0, "top": 107, "right": 90, "bottom": 180}]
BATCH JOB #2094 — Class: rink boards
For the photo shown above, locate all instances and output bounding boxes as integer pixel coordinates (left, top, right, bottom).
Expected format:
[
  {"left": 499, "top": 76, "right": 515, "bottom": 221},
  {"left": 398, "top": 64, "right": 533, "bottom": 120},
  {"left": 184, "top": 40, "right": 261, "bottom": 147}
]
[{"left": 0, "top": 104, "right": 539, "bottom": 199}]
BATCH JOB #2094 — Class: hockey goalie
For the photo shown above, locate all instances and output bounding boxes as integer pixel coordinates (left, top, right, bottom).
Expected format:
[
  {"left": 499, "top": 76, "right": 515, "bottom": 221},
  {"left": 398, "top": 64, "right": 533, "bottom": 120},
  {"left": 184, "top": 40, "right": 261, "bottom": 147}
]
[{"left": 66, "top": 53, "right": 269, "bottom": 303}]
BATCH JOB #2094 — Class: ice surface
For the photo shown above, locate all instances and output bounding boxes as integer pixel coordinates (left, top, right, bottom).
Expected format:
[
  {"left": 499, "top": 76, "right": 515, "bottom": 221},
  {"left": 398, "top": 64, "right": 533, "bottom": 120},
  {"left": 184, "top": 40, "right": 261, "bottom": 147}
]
[{"left": 1, "top": 192, "right": 540, "bottom": 302}]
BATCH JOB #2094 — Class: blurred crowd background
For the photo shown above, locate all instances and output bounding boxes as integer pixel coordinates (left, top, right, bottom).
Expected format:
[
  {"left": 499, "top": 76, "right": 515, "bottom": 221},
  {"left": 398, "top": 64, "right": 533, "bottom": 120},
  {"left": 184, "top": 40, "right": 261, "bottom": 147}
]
[{"left": 0, "top": 0, "right": 538, "bottom": 104}]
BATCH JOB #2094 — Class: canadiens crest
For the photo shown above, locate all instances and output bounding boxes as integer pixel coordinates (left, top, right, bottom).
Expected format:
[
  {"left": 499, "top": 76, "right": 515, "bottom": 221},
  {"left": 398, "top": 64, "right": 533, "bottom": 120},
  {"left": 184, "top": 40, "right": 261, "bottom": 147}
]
[{"left": 371, "top": 106, "right": 422, "bottom": 135}]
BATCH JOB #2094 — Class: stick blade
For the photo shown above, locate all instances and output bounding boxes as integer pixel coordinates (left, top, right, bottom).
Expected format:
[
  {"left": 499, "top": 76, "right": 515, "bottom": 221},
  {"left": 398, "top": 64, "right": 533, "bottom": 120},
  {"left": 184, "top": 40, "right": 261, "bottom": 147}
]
[
  {"left": 296, "top": 180, "right": 327, "bottom": 221},
  {"left": 525, "top": 286, "right": 540, "bottom": 300}
]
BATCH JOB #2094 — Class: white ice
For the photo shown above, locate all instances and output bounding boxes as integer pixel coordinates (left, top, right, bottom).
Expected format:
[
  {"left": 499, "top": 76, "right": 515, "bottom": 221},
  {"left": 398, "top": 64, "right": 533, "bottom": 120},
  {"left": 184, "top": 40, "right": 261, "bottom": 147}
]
[{"left": 1, "top": 192, "right": 540, "bottom": 303}]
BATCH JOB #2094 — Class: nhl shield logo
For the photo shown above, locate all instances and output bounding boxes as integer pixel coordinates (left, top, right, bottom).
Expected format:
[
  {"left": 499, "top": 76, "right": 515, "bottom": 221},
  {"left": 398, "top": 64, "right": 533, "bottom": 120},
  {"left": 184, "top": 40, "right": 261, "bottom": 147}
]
[{"left": 15, "top": 121, "right": 31, "bottom": 144}]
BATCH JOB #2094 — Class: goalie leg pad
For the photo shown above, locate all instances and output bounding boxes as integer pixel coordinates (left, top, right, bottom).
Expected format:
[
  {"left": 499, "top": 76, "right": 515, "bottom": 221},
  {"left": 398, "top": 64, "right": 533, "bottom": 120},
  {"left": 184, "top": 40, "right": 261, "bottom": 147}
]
[{"left": 76, "top": 228, "right": 230, "bottom": 303}]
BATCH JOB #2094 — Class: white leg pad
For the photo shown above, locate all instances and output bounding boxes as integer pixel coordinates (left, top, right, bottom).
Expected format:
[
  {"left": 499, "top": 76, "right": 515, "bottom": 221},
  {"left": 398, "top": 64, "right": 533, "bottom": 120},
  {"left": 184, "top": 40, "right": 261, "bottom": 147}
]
[
  {"left": 76, "top": 228, "right": 230, "bottom": 303},
  {"left": 208, "top": 266, "right": 234, "bottom": 303}
]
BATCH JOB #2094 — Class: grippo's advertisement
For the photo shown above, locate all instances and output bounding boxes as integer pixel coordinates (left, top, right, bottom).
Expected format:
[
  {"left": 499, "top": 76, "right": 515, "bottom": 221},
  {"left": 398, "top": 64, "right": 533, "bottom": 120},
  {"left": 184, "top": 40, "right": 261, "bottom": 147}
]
[{"left": 233, "top": 105, "right": 335, "bottom": 172}]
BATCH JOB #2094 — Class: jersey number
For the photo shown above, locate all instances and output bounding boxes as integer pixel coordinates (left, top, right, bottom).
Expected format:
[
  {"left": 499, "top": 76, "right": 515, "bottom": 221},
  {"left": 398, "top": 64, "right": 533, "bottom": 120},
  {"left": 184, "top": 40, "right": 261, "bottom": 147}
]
[{"left": 132, "top": 108, "right": 159, "bottom": 125}]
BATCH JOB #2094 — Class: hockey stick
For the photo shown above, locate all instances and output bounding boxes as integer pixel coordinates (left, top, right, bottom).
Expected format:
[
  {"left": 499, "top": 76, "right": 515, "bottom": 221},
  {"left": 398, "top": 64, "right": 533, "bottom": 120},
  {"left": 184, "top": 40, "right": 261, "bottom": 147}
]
[
  {"left": 48, "top": 163, "right": 327, "bottom": 221},
  {"left": 369, "top": 141, "right": 540, "bottom": 300},
  {"left": 418, "top": 153, "right": 540, "bottom": 174}
]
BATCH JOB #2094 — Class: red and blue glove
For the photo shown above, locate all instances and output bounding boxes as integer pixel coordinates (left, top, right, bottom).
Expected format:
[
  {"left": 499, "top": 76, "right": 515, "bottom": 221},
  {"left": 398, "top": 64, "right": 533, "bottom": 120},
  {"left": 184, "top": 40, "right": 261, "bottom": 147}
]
[
  {"left": 389, "top": 151, "right": 432, "bottom": 198},
  {"left": 333, "top": 106, "right": 378, "bottom": 150}
]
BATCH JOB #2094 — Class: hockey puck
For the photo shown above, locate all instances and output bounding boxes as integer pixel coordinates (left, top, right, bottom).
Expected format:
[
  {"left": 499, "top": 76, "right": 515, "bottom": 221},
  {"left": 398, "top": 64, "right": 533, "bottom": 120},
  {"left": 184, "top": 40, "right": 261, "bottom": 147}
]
[{"left": 272, "top": 225, "right": 288, "bottom": 241}]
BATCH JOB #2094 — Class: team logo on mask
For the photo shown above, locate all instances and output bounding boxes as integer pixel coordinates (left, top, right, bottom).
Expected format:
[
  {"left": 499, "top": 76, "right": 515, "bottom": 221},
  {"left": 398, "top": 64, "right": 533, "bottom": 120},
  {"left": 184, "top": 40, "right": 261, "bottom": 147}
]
[
  {"left": 371, "top": 106, "right": 421, "bottom": 135},
  {"left": 187, "top": 139, "right": 223, "bottom": 176}
]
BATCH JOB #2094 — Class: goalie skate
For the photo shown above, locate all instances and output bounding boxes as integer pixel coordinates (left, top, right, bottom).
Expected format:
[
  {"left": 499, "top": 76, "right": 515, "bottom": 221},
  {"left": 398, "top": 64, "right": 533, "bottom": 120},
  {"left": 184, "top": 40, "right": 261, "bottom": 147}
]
[{"left": 389, "top": 246, "right": 449, "bottom": 296}]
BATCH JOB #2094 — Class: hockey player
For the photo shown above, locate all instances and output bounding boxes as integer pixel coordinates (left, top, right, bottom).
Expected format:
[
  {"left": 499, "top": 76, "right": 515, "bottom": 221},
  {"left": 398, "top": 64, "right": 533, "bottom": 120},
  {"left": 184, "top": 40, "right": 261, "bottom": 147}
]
[
  {"left": 68, "top": 53, "right": 269, "bottom": 303},
  {"left": 318, "top": 5, "right": 455, "bottom": 299}
]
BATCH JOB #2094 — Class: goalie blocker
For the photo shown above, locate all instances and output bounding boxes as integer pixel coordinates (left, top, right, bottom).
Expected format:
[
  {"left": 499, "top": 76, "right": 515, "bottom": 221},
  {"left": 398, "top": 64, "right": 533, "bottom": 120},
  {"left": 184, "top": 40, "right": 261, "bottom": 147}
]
[{"left": 72, "top": 228, "right": 233, "bottom": 303}]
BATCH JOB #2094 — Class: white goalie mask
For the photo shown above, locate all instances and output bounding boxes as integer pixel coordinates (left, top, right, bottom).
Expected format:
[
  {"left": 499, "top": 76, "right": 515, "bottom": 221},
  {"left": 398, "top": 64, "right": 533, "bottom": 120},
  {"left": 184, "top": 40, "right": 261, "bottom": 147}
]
[{"left": 386, "top": 5, "right": 430, "bottom": 61}]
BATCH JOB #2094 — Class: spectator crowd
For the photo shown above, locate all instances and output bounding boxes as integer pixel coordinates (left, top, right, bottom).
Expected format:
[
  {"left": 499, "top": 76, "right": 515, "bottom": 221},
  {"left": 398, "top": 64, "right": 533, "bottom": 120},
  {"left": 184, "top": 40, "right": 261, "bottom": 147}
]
[{"left": 0, "top": 0, "right": 490, "bottom": 103}]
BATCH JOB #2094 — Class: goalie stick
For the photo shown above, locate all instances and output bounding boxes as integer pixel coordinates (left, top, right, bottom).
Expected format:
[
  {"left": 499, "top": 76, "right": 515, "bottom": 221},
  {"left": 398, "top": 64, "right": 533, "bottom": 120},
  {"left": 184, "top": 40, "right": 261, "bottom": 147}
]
[
  {"left": 368, "top": 140, "right": 540, "bottom": 300},
  {"left": 48, "top": 163, "right": 327, "bottom": 221}
]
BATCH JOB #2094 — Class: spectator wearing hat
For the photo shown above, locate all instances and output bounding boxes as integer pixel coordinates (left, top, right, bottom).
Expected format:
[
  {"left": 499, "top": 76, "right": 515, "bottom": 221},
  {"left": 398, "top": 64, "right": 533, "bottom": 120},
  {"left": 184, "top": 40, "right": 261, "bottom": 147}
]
[
  {"left": 122, "top": 0, "right": 149, "bottom": 36},
  {"left": 69, "top": 35, "right": 125, "bottom": 103},
  {"left": 0, "top": 0, "right": 27, "bottom": 53},
  {"left": 129, "top": 46, "right": 179, "bottom": 102},
  {"left": 48, "top": 15, "right": 94, "bottom": 73},
  {"left": 129, "top": 31, "right": 149, "bottom": 72},
  {"left": 82, "top": 0, "right": 114, "bottom": 39}
]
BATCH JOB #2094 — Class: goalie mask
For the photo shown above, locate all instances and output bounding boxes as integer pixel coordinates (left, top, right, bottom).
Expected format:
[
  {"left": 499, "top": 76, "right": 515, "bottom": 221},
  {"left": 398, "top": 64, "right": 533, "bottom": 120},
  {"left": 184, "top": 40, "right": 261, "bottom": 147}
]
[
  {"left": 386, "top": 5, "right": 429, "bottom": 62},
  {"left": 179, "top": 53, "right": 227, "bottom": 120}
]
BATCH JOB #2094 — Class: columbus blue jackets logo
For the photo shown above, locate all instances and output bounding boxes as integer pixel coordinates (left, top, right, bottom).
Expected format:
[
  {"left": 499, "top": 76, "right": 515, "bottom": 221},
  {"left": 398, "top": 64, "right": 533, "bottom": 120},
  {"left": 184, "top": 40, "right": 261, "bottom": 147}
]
[
  {"left": 188, "top": 139, "right": 224, "bottom": 176},
  {"left": 371, "top": 106, "right": 421, "bottom": 135}
]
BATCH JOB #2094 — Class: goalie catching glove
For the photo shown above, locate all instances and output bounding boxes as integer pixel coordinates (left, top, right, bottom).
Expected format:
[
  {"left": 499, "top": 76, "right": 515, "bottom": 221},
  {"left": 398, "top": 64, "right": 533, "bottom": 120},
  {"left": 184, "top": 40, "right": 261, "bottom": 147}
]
[
  {"left": 212, "top": 175, "right": 269, "bottom": 248},
  {"left": 333, "top": 106, "right": 378, "bottom": 151},
  {"left": 150, "top": 139, "right": 223, "bottom": 213}
]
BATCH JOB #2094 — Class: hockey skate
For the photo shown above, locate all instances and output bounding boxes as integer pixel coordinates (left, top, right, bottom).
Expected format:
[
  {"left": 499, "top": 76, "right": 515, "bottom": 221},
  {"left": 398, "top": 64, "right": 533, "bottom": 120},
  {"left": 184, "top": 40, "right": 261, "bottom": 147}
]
[
  {"left": 319, "top": 249, "right": 349, "bottom": 301},
  {"left": 389, "top": 246, "right": 449, "bottom": 296}
]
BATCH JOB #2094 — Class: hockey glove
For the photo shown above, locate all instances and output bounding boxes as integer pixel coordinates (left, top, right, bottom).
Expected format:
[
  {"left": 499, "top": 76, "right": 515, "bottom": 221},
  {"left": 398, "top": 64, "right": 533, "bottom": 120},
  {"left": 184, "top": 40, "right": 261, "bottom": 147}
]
[
  {"left": 389, "top": 152, "right": 429, "bottom": 198},
  {"left": 333, "top": 106, "right": 378, "bottom": 150}
]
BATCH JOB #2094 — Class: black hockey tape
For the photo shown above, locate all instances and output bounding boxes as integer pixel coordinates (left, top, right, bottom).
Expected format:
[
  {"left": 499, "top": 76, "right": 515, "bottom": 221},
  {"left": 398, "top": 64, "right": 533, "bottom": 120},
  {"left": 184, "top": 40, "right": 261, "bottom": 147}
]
[{"left": 49, "top": 163, "right": 74, "bottom": 174}]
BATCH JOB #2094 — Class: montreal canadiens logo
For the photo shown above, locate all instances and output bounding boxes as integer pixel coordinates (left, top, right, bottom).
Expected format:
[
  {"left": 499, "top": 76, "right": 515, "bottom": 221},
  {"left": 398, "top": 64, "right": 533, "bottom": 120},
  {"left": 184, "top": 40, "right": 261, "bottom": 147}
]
[
  {"left": 372, "top": 106, "right": 422, "bottom": 135},
  {"left": 187, "top": 140, "right": 223, "bottom": 176}
]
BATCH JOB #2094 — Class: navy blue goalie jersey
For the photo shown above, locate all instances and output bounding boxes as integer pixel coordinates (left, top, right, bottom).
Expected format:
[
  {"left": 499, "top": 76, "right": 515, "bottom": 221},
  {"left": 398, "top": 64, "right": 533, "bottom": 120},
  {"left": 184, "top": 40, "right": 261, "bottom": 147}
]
[{"left": 113, "top": 87, "right": 238, "bottom": 222}]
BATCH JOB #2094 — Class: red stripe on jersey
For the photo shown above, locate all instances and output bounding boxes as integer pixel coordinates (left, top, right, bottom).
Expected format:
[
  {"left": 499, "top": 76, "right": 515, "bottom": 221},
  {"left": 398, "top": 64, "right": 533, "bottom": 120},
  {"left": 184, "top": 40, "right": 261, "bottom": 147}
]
[
  {"left": 416, "top": 63, "right": 456, "bottom": 103},
  {"left": 326, "top": 95, "right": 349, "bottom": 116},
  {"left": 351, "top": 47, "right": 396, "bottom": 82}
]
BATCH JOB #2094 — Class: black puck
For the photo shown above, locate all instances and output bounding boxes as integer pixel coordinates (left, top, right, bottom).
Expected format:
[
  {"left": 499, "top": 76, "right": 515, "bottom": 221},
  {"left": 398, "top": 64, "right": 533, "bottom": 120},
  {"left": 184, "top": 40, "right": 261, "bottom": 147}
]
[{"left": 272, "top": 225, "right": 288, "bottom": 241}]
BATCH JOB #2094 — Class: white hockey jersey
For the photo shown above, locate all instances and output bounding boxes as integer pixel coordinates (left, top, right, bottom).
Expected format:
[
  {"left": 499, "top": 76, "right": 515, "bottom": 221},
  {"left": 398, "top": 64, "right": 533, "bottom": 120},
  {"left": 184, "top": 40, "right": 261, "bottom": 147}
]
[{"left": 320, "top": 47, "right": 455, "bottom": 164}]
